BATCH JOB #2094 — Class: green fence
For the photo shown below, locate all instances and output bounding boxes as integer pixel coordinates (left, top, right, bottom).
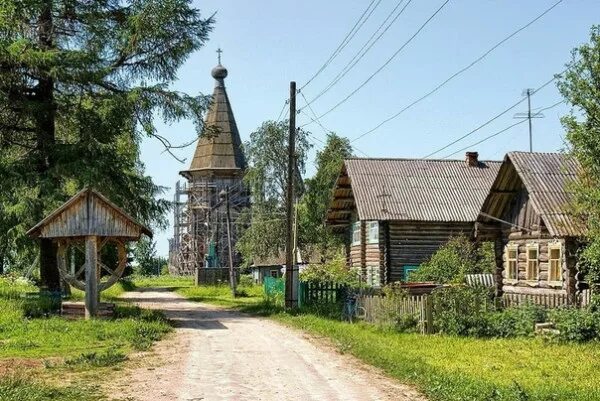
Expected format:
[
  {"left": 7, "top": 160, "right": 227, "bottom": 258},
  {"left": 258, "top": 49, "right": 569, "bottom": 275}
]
[{"left": 263, "top": 277, "right": 346, "bottom": 308}]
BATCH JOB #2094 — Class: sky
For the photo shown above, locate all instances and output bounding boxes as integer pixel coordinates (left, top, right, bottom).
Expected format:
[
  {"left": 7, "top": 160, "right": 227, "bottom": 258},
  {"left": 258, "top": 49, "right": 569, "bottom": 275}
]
[{"left": 141, "top": 0, "right": 600, "bottom": 256}]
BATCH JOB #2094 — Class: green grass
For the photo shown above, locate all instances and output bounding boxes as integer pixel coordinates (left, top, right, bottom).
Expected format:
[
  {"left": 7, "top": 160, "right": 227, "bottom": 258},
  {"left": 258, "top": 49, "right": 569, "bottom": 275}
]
[
  {"left": 174, "top": 284, "right": 600, "bottom": 401},
  {"left": 0, "top": 375, "right": 103, "bottom": 401},
  {"left": 176, "top": 284, "right": 264, "bottom": 308},
  {"left": 130, "top": 275, "right": 194, "bottom": 289},
  {"left": 0, "top": 276, "right": 172, "bottom": 401},
  {"left": 0, "top": 277, "right": 171, "bottom": 359}
]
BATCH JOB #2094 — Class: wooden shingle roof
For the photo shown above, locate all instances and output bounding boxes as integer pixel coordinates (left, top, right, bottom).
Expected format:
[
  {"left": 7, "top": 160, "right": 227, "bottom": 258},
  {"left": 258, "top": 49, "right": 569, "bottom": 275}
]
[
  {"left": 27, "top": 188, "right": 152, "bottom": 239},
  {"left": 181, "top": 64, "right": 246, "bottom": 178},
  {"left": 478, "top": 152, "right": 583, "bottom": 237},
  {"left": 327, "top": 157, "right": 501, "bottom": 229}
]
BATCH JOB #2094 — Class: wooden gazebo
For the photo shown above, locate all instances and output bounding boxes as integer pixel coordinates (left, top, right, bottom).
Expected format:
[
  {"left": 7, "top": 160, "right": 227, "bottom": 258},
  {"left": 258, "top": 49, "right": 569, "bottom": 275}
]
[{"left": 28, "top": 188, "right": 152, "bottom": 318}]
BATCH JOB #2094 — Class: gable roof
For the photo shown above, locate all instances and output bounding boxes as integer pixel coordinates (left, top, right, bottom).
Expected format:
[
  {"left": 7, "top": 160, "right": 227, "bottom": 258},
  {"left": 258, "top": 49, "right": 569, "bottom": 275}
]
[
  {"left": 478, "top": 152, "right": 583, "bottom": 237},
  {"left": 327, "top": 157, "right": 501, "bottom": 228},
  {"left": 181, "top": 63, "right": 246, "bottom": 178},
  {"left": 27, "top": 188, "right": 152, "bottom": 239}
]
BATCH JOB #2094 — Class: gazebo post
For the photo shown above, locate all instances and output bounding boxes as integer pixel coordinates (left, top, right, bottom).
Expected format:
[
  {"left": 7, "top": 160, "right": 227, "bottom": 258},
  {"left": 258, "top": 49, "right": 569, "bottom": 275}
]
[{"left": 85, "top": 235, "right": 98, "bottom": 319}]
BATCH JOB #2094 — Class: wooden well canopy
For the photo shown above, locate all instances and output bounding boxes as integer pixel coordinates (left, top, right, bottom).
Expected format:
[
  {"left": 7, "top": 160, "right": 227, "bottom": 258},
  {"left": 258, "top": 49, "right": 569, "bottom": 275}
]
[{"left": 28, "top": 188, "right": 152, "bottom": 318}]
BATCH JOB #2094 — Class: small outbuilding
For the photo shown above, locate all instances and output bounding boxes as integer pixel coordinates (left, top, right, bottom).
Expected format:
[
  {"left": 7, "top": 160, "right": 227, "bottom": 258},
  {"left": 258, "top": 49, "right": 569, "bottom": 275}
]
[
  {"left": 475, "top": 152, "right": 585, "bottom": 303},
  {"left": 28, "top": 188, "right": 152, "bottom": 318},
  {"left": 327, "top": 153, "right": 501, "bottom": 287}
]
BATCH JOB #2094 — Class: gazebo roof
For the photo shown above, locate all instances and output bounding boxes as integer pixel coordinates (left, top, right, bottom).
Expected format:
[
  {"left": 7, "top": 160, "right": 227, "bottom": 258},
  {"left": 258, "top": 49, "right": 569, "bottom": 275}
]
[{"left": 27, "top": 188, "right": 152, "bottom": 240}]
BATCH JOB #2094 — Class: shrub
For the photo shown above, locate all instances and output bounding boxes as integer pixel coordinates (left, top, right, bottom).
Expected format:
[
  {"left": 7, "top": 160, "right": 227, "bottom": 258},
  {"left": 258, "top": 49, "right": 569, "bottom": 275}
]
[
  {"left": 548, "top": 307, "right": 600, "bottom": 343},
  {"left": 409, "top": 236, "right": 494, "bottom": 284},
  {"left": 238, "top": 274, "right": 254, "bottom": 288},
  {"left": 301, "top": 255, "right": 361, "bottom": 286},
  {"left": 371, "top": 284, "right": 420, "bottom": 332},
  {"left": 431, "top": 286, "right": 494, "bottom": 336},
  {"left": 479, "top": 303, "right": 547, "bottom": 338}
]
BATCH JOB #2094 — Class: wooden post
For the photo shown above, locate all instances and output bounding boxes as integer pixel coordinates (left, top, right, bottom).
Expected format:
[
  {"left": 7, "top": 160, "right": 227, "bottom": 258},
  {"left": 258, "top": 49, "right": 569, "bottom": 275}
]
[
  {"left": 85, "top": 236, "right": 98, "bottom": 319},
  {"left": 493, "top": 237, "right": 504, "bottom": 307},
  {"left": 285, "top": 81, "right": 298, "bottom": 309}
]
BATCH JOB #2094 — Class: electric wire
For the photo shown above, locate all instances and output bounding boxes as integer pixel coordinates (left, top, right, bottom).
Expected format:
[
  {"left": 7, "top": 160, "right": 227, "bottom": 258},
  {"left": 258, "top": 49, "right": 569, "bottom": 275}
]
[
  {"left": 442, "top": 99, "right": 565, "bottom": 159},
  {"left": 350, "top": 0, "right": 565, "bottom": 143},
  {"left": 423, "top": 72, "right": 564, "bottom": 158},
  {"left": 300, "top": 0, "right": 452, "bottom": 128},
  {"left": 300, "top": 0, "right": 413, "bottom": 110},
  {"left": 299, "top": 0, "right": 381, "bottom": 91}
]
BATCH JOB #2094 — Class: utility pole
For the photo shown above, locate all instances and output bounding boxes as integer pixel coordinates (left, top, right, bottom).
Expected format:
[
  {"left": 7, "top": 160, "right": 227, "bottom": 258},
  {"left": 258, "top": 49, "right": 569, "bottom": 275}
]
[
  {"left": 514, "top": 88, "right": 544, "bottom": 152},
  {"left": 285, "top": 82, "right": 298, "bottom": 309},
  {"left": 220, "top": 187, "right": 236, "bottom": 297}
]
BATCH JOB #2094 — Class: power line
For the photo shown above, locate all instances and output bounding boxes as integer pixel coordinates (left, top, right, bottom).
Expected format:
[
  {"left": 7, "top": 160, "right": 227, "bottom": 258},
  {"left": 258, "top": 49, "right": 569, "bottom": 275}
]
[
  {"left": 350, "top": 0, "right": 565, "bottom": 143},
  {"left": 300, "top": 0, "right": 413, "bottom": 110},
  {"left": 300, "top": 0, "right": 452, "bottom": 128},
  {"left": 299, "top": 0, "right": 381, "bottom": 91},
  {"left": 442, "top": 99, "right": 565, "bottom": 159},
  {"left": 422, "top": 72, "right": 564, "bottom": 159},
  {"left": 275, "top": 100, "right": 289, "bottom": 122}
]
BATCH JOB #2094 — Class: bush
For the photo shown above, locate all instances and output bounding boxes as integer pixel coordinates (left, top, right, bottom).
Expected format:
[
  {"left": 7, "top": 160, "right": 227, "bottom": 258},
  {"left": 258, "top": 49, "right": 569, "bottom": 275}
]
[
  {"left": 301, "top": 255, "right": 360, "bottom": 286},
  {"left": 477, "top": 303, "right": 547, "bottom": 338},
  {"left": 432, "top": 286, "right": 494, "bottom": 336},
  {"left": 372, "top": 284, "right": 420, "bottom": 332},
  {"left": 238, "top": 274, "right": 254, "bottom": 288},
  {"left": 409, "top": 236, "right": 494, "bottom": 284},
  {"left": 549, "top": 308, "right": 600, "bottom": 343}
]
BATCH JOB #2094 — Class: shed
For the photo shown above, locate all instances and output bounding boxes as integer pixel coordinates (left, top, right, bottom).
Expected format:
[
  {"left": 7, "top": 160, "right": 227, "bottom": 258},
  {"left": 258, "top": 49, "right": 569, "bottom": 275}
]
[
  {"left": 28, "top": 188, "right": 152, "bottom": 318},
  {"left": 475, "top": 152, "right": 585, "bottom": 302},
  {"left": 326, "top": 152, "right": 501, "bottom": 286}
]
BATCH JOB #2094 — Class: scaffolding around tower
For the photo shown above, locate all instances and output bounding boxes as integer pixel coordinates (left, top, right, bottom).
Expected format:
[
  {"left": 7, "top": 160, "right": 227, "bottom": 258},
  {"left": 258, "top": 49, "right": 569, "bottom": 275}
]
[{"left": 168, "top": 55, "right": 249, "bottom": 275}]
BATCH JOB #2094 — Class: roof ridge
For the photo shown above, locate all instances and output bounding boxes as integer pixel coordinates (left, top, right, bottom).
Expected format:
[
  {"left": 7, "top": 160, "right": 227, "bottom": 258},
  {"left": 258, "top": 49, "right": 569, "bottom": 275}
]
[{"left": 346, "top": 157, "right": 502, "bottom": 163}]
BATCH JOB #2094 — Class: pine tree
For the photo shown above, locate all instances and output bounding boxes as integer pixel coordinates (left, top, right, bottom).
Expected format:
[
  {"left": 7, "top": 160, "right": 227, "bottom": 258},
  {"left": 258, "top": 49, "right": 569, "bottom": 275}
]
[{"left": 0, "top": 1, "right": 213, "bottom": 287}]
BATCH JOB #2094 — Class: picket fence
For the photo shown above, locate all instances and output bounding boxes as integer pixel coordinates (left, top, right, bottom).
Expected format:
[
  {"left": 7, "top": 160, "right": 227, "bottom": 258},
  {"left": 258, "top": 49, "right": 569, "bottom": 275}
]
[
  {"left": 356, "top": 293, "right": 434, "bottom": 334},
  {"left": 502, "top": 289, "right": 592, "bottom": 308}
]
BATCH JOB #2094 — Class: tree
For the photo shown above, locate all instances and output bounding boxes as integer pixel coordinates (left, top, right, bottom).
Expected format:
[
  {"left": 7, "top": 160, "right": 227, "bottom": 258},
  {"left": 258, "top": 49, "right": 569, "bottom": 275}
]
[
  {"left": 133, "top": 237, "right": 165, "bottom": 276},
  {"left": 237, "top": 120, "right": 312, "bottom": 266},
  {"left": 557, "top": 26, "right": 600, "bottom": 292},
  {"left": 0, "top": 1, "right": 213, "bottom": 287},
  {"left": 298, "top": 133, "right": 353, "bottom": 257}
]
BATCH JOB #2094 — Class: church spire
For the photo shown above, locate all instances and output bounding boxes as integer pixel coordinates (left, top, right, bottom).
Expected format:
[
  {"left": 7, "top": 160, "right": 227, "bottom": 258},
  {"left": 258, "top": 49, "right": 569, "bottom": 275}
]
[{"left": 181, "top": 52, "right": 246, "bottom": 178}]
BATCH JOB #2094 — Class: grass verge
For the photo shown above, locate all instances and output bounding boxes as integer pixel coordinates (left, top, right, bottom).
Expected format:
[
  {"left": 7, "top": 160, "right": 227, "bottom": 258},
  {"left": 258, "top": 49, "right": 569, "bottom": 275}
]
[
  {"left": 0, "top": 276, "right": 172, "bottom": 400},
  {"left": 175, "top": 283, "right": 600, "bottom": 401}
]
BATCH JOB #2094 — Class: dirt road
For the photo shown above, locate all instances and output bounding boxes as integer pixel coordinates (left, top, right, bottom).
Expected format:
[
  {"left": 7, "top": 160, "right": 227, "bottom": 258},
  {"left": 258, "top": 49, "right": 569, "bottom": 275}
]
[{"left": 113, "top": 289, "right": 424, "bottom": 401}]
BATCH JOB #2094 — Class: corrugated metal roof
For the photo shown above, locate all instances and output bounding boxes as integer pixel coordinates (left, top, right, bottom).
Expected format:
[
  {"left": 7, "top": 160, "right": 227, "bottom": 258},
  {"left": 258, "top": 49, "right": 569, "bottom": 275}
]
[
  {"left": 339, "top": 157, "right": 501, "bottom": 222},
  {"left": 508, "top": 152, "right": 582, "bottom": 237}
]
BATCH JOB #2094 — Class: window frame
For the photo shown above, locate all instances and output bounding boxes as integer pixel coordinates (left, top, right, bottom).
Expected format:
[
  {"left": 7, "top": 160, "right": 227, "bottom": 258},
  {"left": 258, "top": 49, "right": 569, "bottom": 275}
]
[
  {"left": 366, "top": 221, "right": 379, "bottom": 244},
  {"left": 365, "top": 264, "right": 381, "bottom": 287},
  {"left": 505, "top": 244, "right": 519, "bottom": 281},
  {"left": 351, "top": 221, "right": 361, "bottom": 246},
  {"left": 526, "top": 243, "right": 539, "bottom": 281},
  {"left": 548, "top": 243, "right": 563, "bottom": 284}
]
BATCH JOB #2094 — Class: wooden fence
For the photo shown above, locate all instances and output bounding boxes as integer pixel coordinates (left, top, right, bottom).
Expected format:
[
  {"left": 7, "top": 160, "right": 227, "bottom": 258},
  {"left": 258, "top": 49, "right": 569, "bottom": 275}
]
[
  {"left": 502, "top": 289, "right": 592, "bottom": 308},
  {"left": 356, "top": 294, "right": 434, "bottom": 334},
  {"left": 195, "top": 268, "right": 240, "bottom": 285},
  {"left": 300, "top": 281, "right": 346, "bottom": 306}
]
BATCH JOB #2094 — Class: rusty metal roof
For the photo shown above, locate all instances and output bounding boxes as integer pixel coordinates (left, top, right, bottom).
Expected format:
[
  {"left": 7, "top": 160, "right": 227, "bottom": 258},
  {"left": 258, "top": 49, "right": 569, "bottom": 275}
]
[
  {"left": 479, "top": 152, "right": 583, "bottom": 237},
  {"left": 181, "top": 64, "right": 246, "bottom": 177},
  {"left": 327, "top": 157, "right": 501, "bottom": 226}
]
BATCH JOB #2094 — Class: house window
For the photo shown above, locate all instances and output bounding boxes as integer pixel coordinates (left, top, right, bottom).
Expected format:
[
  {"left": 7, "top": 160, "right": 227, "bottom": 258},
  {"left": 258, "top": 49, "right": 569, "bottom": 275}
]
[
  {"left": 366, "top": 221, "right": 378, "bottom": 244},
  {"left": 270, "top": 269, "right": 279, "bottom": 278},
  {"left": 526, "top": 244, "right": 539, "bottom": 281},
  {"left": 505, "top": 245, "right": 518, "bottom": 280},
  {"left": 366, "top": 265, "right": 381, "bottom": 287},
  {"left": 549, "top": 243, "right": 562, "bottom": 283},
  {"left": 351, "top": 222, "right": 361, "bottom": 245}
]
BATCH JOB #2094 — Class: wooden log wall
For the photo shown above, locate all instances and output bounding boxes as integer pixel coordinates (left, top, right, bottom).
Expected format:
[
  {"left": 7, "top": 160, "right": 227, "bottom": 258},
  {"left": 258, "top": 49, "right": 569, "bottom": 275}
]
[
  {"left": 387, "top": 221, "right": 473, "bottom": 282},
  {"left": 501, "top": 237, "right": 566, "bottom": 295}
]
